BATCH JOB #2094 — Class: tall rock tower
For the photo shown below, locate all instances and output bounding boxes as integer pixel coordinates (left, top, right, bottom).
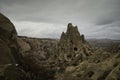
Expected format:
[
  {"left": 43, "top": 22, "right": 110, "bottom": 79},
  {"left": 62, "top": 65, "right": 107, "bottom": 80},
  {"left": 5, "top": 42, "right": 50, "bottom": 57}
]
[{"left": 57, "top": 23, "right": 91, "bottom": 64}]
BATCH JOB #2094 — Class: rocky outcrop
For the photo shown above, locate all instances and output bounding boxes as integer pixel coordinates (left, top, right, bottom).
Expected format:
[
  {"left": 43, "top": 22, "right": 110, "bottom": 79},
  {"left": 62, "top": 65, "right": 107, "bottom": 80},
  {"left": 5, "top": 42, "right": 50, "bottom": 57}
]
[
  {"left": 0, "top": 13, "right": 24, "bottom": 80},
  {"left": 0, "top": 13, "right": 20, "bottom": 65},
  {"left": 57, "top": 23, "right": 91, "bottom": 64}
]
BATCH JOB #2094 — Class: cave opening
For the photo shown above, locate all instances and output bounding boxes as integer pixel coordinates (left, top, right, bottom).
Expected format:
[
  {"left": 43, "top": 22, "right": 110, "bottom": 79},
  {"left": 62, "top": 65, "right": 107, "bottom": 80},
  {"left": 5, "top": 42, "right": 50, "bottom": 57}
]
[{"left": 74, "top": 47, "right": 77, "bottom": 51}]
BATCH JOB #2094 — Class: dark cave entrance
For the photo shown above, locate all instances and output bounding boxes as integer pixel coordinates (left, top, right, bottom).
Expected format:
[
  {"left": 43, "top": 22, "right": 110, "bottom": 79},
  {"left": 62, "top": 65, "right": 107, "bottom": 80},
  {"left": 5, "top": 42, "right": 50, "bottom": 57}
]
[{"left": 74, "top": 47, "right": 77, "bottom": 51}]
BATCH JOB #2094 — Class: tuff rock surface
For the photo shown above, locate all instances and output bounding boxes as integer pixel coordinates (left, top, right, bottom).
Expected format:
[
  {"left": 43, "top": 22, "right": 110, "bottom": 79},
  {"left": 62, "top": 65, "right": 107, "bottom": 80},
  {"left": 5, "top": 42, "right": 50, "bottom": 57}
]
[
  {"left": 0, "top": 13, "right": 18, "bottom": 65},
  {"left": 57, "top": 23, "right": 92, "bottom": 65},
  {"left": 0, "top": 13, "right": 25, "bottom": 80}
]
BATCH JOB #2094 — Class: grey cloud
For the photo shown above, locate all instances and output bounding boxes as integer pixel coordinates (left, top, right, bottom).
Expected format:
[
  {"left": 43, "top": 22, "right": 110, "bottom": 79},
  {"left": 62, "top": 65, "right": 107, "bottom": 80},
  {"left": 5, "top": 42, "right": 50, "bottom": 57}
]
[
  {"left": 1, "top": 0, "right": 120, "bottom": 24},
  {"left": 95, "top": 13, "right": 120, "bottom": 26},
  {"left": 0, "top": 0, "right": 31, "bottom": 6}
]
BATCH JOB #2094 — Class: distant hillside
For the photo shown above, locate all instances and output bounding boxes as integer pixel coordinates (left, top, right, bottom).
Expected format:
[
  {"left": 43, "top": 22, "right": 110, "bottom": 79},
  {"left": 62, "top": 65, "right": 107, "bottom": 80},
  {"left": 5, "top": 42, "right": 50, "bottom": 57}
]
[{"left": 87, "top": 39, "right": 120, "bottom": 53}]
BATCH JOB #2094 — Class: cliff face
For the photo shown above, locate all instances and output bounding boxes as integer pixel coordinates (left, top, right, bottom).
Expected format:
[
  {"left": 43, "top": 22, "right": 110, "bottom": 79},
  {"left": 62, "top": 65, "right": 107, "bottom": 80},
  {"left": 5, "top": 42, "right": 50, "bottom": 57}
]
[
  {"left": 0, "top": 13, "right": 20, "bottom": 65},
  {"left": 58, "top": 23, "right": 91, "bottom": 63},
  {"left": 0, "top": 13, "right": 26, "bottom": 80}
]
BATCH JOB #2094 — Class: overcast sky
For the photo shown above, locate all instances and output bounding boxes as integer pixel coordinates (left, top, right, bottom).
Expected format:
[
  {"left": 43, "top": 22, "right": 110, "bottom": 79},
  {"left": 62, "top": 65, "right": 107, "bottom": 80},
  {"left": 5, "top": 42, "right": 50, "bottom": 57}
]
[{"left": 0, "top": 0, "right": 120, "bottom": 39}]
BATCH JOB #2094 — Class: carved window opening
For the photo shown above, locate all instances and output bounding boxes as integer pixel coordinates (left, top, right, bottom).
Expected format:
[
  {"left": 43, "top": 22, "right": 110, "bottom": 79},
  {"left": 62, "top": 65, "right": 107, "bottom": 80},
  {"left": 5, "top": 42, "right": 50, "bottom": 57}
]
[{"left": 74, "top": 47, "right": 77, "bottom": 51}]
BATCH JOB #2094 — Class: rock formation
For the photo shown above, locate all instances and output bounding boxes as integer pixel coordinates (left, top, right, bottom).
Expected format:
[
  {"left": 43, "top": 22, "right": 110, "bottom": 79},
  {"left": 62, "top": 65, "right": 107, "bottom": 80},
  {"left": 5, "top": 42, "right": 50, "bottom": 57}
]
[
  {"left": 0, "top": 13, "right": 20, "bottom": 65},
  {"left": 0, "top": 13, "right": 25, "bottom": 80},
  {"left": 57, "top": 23, "right": 91, "bottom": 64}
]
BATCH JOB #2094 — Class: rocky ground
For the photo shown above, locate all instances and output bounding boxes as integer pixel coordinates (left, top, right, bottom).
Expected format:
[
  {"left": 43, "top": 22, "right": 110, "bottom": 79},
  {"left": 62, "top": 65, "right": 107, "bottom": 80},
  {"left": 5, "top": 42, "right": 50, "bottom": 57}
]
[{"left": 0, "top": 13, "right": 120, "bottom": 80}]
